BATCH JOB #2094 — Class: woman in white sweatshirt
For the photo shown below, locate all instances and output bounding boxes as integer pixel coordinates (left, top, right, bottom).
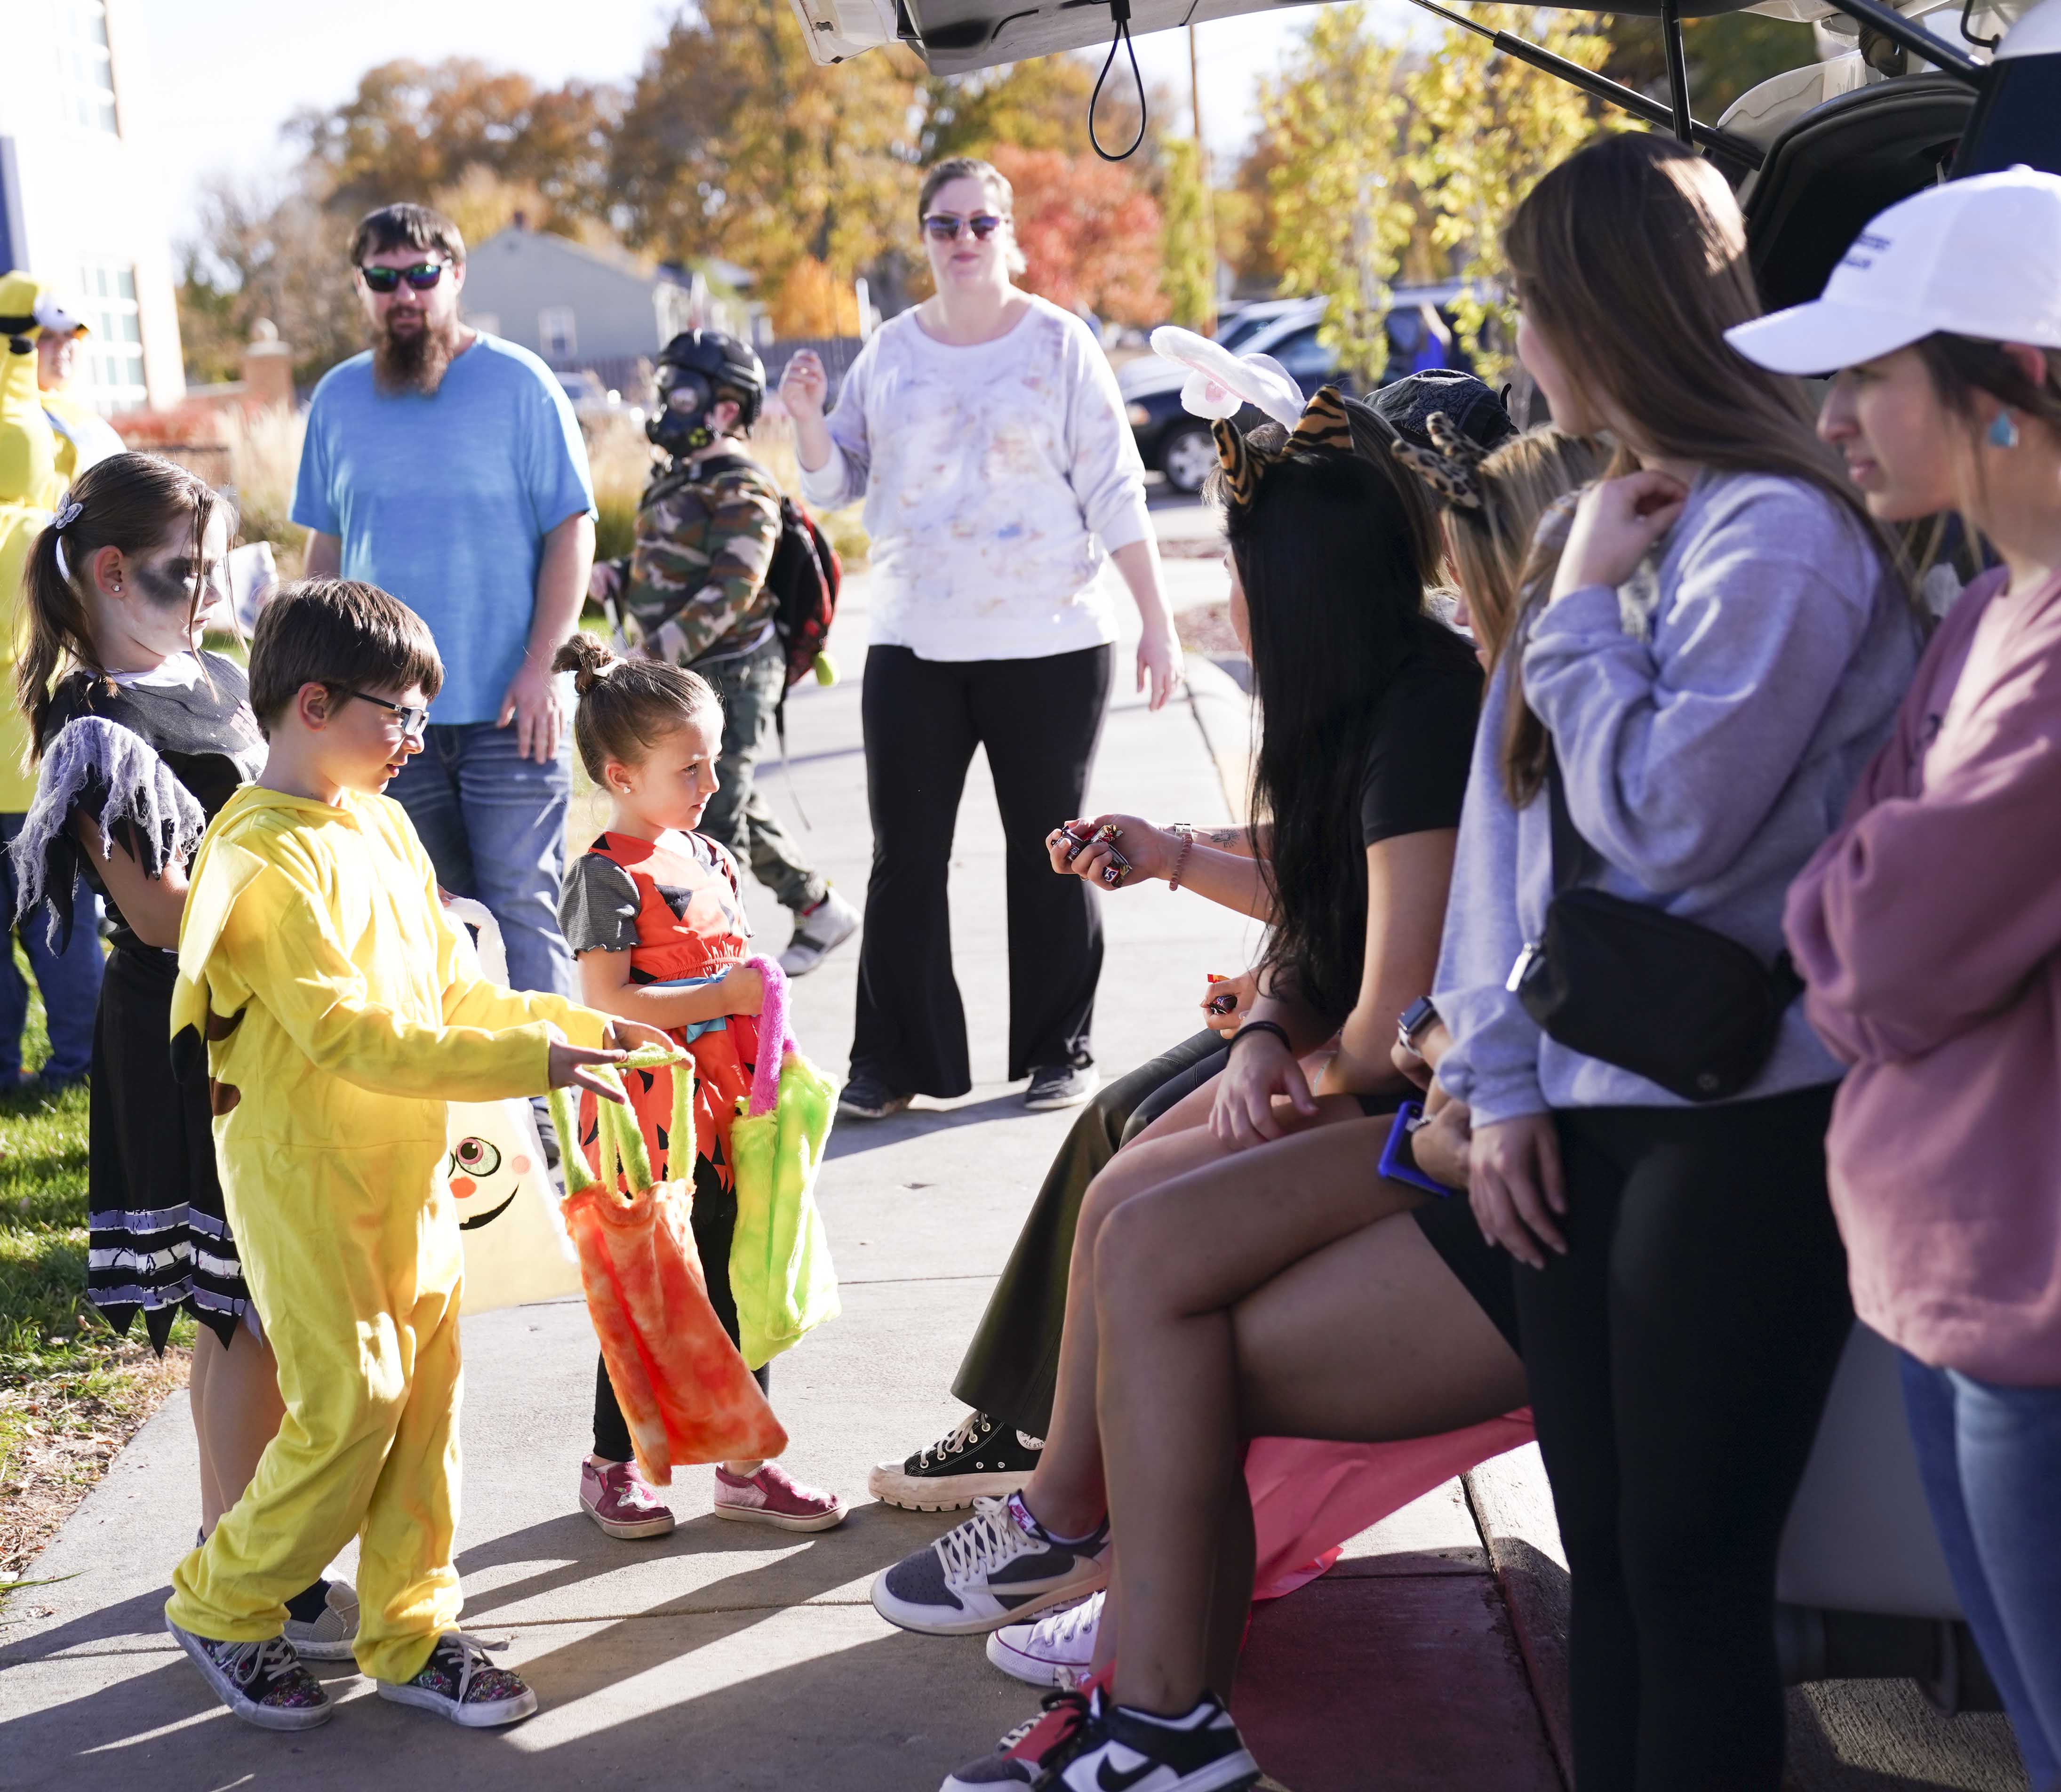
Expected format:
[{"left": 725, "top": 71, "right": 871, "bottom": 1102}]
[{"left": 779, "top": 157, "right": 1180, "bottom": 1121}]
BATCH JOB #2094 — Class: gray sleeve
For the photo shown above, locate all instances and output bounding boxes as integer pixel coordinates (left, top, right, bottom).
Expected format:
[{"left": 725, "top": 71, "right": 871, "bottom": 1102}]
[{"left": 558, "top": 854, "right": 641, "bottom": 956}]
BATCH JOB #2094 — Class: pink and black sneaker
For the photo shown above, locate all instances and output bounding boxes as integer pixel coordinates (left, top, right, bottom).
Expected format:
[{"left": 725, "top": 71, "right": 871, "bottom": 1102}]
[
  {"left": 712, "top": 1461, "right": 847, "bottom": 1532},
  {"left": 580, "top": 1457, "right": 677, "bottom": 1540},
  {"left": 167, "top": 1619, "right": 332, "bottom": 1731}
]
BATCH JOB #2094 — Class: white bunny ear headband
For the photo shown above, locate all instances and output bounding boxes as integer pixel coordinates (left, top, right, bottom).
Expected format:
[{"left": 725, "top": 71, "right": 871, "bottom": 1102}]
[{"left": 1149, "top": 325, "right": 1306, "bottom": 431}]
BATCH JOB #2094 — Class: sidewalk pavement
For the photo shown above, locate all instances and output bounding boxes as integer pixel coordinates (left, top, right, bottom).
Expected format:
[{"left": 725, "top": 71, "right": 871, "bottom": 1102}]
[{"left": 0, "top": 521, "right": 2032, "bottom": 1790}]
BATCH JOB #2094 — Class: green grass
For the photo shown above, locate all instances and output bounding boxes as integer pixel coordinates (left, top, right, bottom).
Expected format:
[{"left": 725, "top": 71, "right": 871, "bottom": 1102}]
[{"left": 0, "top": 945, "right": 192, "bottom": 1593}]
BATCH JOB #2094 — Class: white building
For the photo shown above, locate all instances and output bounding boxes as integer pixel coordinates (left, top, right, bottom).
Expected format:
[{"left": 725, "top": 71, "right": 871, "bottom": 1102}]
[{"left": 0, "top": 0, "right": 185, "bottom": 414}]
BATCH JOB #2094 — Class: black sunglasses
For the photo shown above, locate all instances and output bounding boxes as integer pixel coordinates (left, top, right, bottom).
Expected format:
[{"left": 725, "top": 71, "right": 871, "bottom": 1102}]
[
  {"left": 359, "top": 262, "right": 447, "bottom": 294},
  {"left": 922, "top": 213, "right": 1006, "bottom": 243},
  {"left": 348, "top": 690, "right": 430, "bottom": 739}
]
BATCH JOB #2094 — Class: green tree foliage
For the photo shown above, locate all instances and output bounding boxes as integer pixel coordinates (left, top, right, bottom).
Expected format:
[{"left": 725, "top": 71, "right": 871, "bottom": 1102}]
[
  {"left": 1401, "top": 6, "right": 1615, "bottom": 383},
  {"left": 1159, "top": 137, "right": 1216, "bottom": 331},
  {"left": 1259, "top": 4, "right": 1414, "bottom": 384},
  {"left": 921, "top": 57, "right": 1102, "bottom": 160}
]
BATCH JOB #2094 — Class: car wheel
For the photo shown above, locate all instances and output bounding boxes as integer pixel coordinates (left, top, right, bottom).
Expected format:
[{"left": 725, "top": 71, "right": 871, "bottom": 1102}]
[{"left": 1160, "top": 426, "right": 1217, "bottom": 497}]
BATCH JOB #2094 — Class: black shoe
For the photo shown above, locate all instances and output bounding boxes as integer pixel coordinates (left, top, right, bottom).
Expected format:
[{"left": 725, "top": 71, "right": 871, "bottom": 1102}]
[
  {"left": 839, "top": 1072, "right": 911, "bottom": 1121},
  {"left": 1039, "top": 1687, "right": 1259, "bottom": 1792},
  {"left": 1025, "top": 1062, "right": 1100, "bottom": 1111},
  {"left": 868, "top": 1410, "right": 1045, "bottom": 1512}
]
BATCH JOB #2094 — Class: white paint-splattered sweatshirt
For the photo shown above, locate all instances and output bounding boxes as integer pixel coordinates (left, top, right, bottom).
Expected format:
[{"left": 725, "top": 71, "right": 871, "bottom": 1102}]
[{"left": 798, "top": 297, "right": 1151, "bottom": 662}]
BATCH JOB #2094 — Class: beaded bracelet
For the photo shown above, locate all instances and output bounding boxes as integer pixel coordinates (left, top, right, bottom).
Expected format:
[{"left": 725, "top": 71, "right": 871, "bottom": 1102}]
[
  {"left": 1167, "top": 822, "right": 1195, "bottom": 891},
  {"left": 1227, "top": 1019, "right": 1294, "bottom": 1057}
]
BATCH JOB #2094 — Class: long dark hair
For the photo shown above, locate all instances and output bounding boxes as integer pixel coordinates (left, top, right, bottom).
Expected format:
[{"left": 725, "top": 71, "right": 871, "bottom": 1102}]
[
  {"left": 1500, "top": 131, "right": 1887, "bottom": 804},
  {"left": 18, "top": 452, "right": 220, "bottom": 754},
  {"left": 1232, "top": 443, "right": 1473, "bottom": 1023}
]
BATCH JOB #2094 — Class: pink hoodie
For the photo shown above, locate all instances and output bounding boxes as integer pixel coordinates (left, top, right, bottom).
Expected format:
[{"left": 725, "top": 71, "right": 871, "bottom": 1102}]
[{"left": 1787, "top": 566, "right": 2061, "bottom": 1385}]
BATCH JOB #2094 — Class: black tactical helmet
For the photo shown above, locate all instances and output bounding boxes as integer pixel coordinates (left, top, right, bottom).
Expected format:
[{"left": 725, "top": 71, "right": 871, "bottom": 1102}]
[{"left": 648, "top": 329, "right": 766, "bottom": 455}]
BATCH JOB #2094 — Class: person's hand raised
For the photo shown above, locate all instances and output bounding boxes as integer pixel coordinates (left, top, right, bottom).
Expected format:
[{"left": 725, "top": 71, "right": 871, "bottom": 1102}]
[
  {"left": 778, "top": 350, "right": 829, "bottom": 424},
  {"left": 1045, "top": 814, "right": 1169, "bottom": 888},
  {"left": 1551, "top": 469, "right": 1689, "bottom": 600}
]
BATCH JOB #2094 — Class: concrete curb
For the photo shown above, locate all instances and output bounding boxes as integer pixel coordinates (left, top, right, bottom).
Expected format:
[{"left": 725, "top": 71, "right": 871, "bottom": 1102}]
[
  {"left": 1183, "top": 655, "right": 1254, "bottom": 821},
  {"left": 1464, "top": 1447, "right": 1573, "bottom": 1789}
]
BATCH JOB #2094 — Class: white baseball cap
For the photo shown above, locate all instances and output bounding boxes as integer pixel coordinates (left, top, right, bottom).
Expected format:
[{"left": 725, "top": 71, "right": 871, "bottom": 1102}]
[
  {"left": 31, "top": 293, "right": 88, "bottom": 336},
  {"left": 1726, "top": 166, "right": 2061, "bottom": 376}
]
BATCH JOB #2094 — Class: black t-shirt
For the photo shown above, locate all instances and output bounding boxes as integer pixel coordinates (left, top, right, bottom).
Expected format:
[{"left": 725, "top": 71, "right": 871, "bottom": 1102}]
[{"left": 1358, "top": 652, "right": 1483, "bottom": 848}]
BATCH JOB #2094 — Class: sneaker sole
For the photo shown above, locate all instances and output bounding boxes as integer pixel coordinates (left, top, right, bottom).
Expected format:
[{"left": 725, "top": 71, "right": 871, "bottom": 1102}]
[
  {"left": 581, "top": 1501, "right": 678, "bottom": 1540},
  {"left": 868, "top": 1461, "right": 1034, "bottom": 1512},
  {"left": 711, "top": 1498, "right": 847, "bottom": 1533},
  {"left": 1023, "top": 1084, "right": 1099, "bottom": 1112},
  {"left": 838, "top": 1096, "right": 911, "bottom": 1121},
  {"left": 375, "top": 1679, "right": 540, "bottom": 1728},
  {"left": 984, "top": 1626, "right": 1084, "bottom": 1688},
  {"left": 167, "top": 1619, "right": 333, "bottom": 1731},
  {"left": 281, "top": 1630, "right": 359, "bottom": 1662},
  {"left": 869, "top": 1558, "right": 1108, "bottom": 1637}
]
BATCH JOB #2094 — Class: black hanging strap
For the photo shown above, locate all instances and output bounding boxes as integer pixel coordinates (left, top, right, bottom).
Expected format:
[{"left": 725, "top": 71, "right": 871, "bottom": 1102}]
[{"left": 1088, "top": 0, "right": 1148, "bottom": 162}]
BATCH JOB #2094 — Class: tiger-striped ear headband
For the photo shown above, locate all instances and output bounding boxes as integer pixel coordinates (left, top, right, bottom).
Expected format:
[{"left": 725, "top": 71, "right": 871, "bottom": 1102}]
[
  {"left": 1213, "top": 385, "right": 1357, "bottom": 513},
  {"left": 1390, "top": 411, "right": 1490, "bottom": 511}
]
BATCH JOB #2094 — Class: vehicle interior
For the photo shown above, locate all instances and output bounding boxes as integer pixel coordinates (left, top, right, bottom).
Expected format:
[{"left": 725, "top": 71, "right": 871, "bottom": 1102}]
[{"left": 785, "top": 0, "right": 2061, "bottom": 1716}]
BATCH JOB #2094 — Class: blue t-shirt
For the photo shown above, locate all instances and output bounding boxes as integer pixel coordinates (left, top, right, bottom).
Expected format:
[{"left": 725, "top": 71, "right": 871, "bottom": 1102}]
[{"left": 291, "top": 335, "right": 596, "bottom": 724}]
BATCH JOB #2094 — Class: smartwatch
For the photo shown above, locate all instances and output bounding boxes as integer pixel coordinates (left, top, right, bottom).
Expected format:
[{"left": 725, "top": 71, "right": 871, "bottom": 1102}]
[{"left": 1396, "top": 996, "right": 1439, "bottom": 1056}]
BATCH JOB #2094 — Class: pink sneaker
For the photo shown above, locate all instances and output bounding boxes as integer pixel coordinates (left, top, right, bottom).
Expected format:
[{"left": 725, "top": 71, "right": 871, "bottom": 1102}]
[
  {"left": 712, "top": 1462, "right": 847, "bottom": 1532},
  {"left": 579, "top": 1458, "right": 676, "bottom": 1539}
]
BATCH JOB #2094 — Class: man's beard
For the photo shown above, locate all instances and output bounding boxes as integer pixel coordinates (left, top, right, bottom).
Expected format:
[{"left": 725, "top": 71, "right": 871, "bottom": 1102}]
[{"left": 372, "top": 310, "right": 461, "bottom": 395}]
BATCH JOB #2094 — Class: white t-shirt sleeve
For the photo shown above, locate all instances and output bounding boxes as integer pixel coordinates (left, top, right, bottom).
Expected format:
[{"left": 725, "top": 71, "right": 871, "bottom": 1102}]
[{"left": 1062, "top": 325, "right": 1151, "bottom": 554}]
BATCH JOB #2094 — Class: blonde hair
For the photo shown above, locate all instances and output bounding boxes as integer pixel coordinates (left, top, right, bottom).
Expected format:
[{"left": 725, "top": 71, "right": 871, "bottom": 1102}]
[{"left": 1446, "top": 429, "right": 1609, "bottom": 672}]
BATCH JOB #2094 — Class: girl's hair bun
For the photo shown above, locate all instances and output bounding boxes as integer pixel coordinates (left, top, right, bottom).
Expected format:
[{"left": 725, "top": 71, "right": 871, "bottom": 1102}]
[{"left": 552, "top": 632, "right": 620, "bottom": 694}]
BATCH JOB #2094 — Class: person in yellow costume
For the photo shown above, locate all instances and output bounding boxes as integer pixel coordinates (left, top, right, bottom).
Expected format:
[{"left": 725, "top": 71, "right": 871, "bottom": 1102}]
[
  {"left": 29, "top": 284, "right": 126, "bottom": 484},
  {"left": 163, "top": 577, "right": 667, "bottom": 1733}
]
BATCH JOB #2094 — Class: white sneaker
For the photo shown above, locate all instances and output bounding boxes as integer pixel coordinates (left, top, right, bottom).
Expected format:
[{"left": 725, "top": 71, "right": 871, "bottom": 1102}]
[
  {"left": 987, "top": 1589, "right": 1102, "bottom": 1687},
  {"left": 871, "top": 1492, "right": 1109, "bottom": 1636},
  {"left": 779, "top": 888, "right": 860, "bottom": 976},
  {"left": 281, "top": 1578, "right": 360, "bottom": 1662}
]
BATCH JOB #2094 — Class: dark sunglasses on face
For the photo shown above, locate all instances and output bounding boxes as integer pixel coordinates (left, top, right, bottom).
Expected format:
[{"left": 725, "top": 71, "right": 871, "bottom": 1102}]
[
  {"left": 359, "top": 262, "right": 447, "bottom": 294},
  {"left": 923, "top": 213, "right": 1005, "bottom": 243},
  {"left": 348, "top": 689, "right": 431, "bottom": 739}
]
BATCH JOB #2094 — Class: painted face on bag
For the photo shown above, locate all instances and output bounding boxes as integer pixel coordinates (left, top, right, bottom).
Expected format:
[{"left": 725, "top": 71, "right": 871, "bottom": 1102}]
[
  {"left": 445, "top": 1132, "right": 535, "bottom": 1230},
  {"left": 603, "top": 711, "right": 724, "bottom": 833}
]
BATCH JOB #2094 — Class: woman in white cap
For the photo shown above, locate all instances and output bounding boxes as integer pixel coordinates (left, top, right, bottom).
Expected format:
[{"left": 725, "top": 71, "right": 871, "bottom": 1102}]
[{"left": 1740, "top": 165, "right": 2061, "bottom": 1792}]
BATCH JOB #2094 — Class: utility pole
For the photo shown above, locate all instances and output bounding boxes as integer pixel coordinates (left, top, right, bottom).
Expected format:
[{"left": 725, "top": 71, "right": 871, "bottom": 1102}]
[{"left": 1189, "top": 22, "right": 1219, "bottom": 335}]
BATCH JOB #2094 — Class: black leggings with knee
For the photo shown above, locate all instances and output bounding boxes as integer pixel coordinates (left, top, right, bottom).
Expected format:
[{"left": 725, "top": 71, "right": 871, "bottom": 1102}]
[
  {"left": 593, "top": 1155, "right": 771, "bottom": 1462},
  {"left": 1511, "top": 1085, "right": 1851, "bottom": 1792}
]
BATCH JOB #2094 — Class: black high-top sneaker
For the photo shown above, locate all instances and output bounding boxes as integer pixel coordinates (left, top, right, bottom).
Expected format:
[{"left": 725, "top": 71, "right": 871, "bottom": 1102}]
[{"left": 869, "top": 1409, "right": 1045, "bottom": 1511}]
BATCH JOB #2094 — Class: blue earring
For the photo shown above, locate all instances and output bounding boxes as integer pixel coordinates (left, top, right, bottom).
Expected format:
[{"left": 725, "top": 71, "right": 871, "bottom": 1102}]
[{"left": 1989, "top": 408, "right": 2021, "bottom": 449}]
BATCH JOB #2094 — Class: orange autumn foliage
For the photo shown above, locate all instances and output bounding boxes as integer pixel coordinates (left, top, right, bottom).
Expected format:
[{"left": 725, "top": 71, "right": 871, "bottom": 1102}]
[{"left": 988, "top": 144, "right": 1166, "bottom": 326}]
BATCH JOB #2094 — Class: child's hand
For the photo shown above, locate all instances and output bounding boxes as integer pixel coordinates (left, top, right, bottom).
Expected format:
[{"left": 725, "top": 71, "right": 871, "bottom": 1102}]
[
  {"left": 606, "top": 1018, "right": 673, "bottom": 1054},
  {"left": 718, "top": 963, "right": 765, "bottom": 1017},
  {"left": 548, "top": 1039, "right": 629, "bottom": 1102}
]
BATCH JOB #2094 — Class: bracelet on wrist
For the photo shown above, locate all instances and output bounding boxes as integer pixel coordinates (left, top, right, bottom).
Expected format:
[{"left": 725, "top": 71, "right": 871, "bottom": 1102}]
[
  {"left": 1227, "top": 1020, "right": 1293, "bottom": 1058},
  {"left": 1167, "top": 823, "right": 1195, "bottom": 892}
]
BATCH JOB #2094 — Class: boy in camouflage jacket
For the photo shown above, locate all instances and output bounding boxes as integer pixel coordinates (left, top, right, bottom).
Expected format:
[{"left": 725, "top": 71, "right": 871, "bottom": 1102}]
[{"left": 590, "top": 330, "right": 857, "bottom": 976}]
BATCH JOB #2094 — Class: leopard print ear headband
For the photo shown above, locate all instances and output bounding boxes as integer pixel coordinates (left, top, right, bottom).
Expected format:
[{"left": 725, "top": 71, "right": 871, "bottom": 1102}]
[
  {"left": 1390, "top": 410, "right": 1490, "bottom": 511},
  {"left": 1214, "top": 385, "right": 1359, "bottom": 513}
]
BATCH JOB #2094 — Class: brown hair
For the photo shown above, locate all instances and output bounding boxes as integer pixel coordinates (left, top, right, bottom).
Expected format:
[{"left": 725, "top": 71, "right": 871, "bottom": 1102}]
[
  {"left": 1446, "top": 428, "right": 1610, "bottom": 672},
  {"left": 1498, "top": 132, "right": 1888, "bottom": 803},
  {"left": 247, "top": 579, "right": 444, "bottom": 736},
  {"left": 349, "top": 202, "right": 466, "bottom": 269},
  {"left": 18, "top": 452, "right": 221, "bottom": 755},
  {"left": 917, "top": 157, "right": 1027, "bottom": 279},
  {"left": 1914, "top": 333, "right": 2061, "bottom": 452},
  {"left": 553, "top": 633, "right": 721, "bottom": 784}
]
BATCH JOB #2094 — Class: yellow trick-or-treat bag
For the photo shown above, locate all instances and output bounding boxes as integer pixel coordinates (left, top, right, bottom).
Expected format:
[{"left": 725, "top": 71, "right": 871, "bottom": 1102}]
[{"left": 727, "top": 956, "right": 840, "bottom": 1371}]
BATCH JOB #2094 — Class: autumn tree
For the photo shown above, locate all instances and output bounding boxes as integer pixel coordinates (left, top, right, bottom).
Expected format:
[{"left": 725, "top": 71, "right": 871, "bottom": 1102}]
[
  {"left": 1158, "top": 137, "right": 1216, "bottom": 332},
  {"left": 986, "top": 144, "right": 1164, "bottom": 325},
  {"left": 922, "top": 56, "right": 1102, "bottom": 160},
  {"left": 1605, "top": 11, "right": 1816, "bottom": 118},
  {"left": 1401, "top": 7, "right": 1614, "bottom": 383},
  {"left": 1259, "top": 4, "right": 1414, "bottom": 384},
  {"left": 608, "top": 0, "right": 926, "bottom": 297}
]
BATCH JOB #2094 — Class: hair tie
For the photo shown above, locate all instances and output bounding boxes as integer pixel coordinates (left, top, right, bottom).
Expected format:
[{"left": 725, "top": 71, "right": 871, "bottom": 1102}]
[{"left": 52, "top": 498, "right": 81, "bottom": 533}]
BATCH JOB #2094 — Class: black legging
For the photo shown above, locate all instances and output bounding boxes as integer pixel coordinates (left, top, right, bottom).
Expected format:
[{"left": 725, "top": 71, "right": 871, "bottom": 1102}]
[
  {"left": 1511, "top": 1085, "right": 1852, "bottom": 1792},
  {"left": 852, "top": 642, "right": 1114, "bottom": 1095},
  {"left": 951, "top": 1028, "right": 1228, "bottom": 1436},
  {"left": 593, "top": 1155, "right": 771, "bottom": 1462}
]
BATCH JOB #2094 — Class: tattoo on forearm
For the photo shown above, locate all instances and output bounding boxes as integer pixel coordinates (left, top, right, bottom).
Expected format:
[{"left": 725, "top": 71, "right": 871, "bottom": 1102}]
[{"left": 1200, "top": 827, "right": 1245, "bottom": 849}]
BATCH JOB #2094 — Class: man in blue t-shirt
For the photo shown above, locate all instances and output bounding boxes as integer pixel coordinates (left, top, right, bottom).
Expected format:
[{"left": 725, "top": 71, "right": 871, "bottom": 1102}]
[{"left": 294, "top": 202, "right": 596, "bottom": 996}]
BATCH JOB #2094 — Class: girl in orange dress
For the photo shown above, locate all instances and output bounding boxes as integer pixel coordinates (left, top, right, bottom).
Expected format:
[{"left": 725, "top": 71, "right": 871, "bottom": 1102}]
[{"left": 552, "top": 635, "right": 845, "bottom": 1538}]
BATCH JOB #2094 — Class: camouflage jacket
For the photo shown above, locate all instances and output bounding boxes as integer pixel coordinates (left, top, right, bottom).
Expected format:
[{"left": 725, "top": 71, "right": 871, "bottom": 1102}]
[{"left": 615, "top": 451, "right": 783, "bottom": 666}]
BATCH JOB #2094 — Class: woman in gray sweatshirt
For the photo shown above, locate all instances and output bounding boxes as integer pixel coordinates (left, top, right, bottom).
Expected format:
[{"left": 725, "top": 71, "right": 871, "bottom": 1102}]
[{"left": 1432, "top": 135, "right": 1919, "bottom": 1792}]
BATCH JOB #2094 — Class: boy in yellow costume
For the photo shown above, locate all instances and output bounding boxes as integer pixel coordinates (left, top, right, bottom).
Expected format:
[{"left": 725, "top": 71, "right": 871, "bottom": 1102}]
[{"left": 164, "top": 579, "right": 663, "bottom": 1732}]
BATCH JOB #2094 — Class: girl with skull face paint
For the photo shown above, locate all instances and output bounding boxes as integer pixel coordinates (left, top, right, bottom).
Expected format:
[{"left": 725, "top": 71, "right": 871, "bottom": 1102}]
[{"left": 10, "top": 452, "right": 361, "bottom": 1659}]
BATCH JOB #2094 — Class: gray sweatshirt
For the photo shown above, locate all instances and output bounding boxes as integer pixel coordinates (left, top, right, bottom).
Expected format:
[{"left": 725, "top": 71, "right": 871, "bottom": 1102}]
[{"left": 1434, "top": 470, "right": 1920, "bottom": 1125}]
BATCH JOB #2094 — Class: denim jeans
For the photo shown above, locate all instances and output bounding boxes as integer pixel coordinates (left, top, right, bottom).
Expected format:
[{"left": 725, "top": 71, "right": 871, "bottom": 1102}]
[
  {"left": 1901, "top": 1351, "right": 2061, "bottom": 1790},
  {"left": 0, "top": 812, "right": 104, "bottom": 1082},
  {"left": 696, "top": 637, "right": 828, "bottom": 917},
  {"left": 386, "top": 722, "right": 573, "bottom": 997}
]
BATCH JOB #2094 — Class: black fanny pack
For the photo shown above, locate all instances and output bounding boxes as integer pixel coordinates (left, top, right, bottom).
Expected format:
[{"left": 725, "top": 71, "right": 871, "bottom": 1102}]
[{"left": 1512, "top": 754, "right": 1803, "bottom": 1103}]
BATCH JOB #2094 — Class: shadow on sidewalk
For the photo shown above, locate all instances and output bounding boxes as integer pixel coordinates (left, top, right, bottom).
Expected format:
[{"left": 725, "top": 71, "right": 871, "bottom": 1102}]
[{"left": 825, "top": 1091, "right": 1036, "bottom": 1160}]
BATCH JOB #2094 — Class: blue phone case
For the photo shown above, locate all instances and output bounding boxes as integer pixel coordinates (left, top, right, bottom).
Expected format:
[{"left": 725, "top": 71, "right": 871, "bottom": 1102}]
[{"left": 1379, "top": 1099, "right": 1461, "bottom": 1197}]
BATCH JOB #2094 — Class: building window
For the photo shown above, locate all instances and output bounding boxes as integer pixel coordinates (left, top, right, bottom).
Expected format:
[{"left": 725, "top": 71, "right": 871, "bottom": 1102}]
[
  {"left": 76, "top": 260, "right": 146, "bottom": 414},
  {"left": 56, "top": 1, "right": 120, "bottom": 136},
  {"left": 538, "top": 307, "right": 577, "bottom": 360}
]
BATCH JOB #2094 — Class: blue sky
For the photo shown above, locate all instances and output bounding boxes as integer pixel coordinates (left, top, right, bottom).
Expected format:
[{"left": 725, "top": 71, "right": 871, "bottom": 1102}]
[{"left": 129, "top": 0, "right": 1423, "bottom": 236}]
